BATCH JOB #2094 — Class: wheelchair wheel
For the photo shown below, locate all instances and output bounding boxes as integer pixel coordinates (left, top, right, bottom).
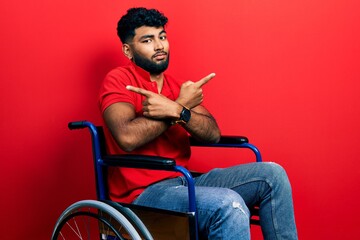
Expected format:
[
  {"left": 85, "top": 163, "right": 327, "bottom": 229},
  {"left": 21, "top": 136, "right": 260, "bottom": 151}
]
[{"left": 52, "top": 200, "right": 145, "bottom": 240}]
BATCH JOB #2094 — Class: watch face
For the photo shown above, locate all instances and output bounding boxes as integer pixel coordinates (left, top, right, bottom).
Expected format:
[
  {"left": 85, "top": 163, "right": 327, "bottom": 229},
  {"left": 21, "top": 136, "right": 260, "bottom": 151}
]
[{"left": 181, "top": 107, "right": 191, "bottom": 122}]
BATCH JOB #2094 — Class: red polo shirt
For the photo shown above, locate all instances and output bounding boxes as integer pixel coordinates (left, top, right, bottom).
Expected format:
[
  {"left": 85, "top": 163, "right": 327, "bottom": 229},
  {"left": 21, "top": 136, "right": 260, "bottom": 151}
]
[{"left": 98, "top": 62, "right": 191, "bottom": 203}]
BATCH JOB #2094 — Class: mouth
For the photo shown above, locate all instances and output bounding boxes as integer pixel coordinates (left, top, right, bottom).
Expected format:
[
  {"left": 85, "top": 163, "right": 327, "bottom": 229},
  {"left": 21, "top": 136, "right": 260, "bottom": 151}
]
[{"left": 153, "top": 52, "right": 167, "bottom": 61}]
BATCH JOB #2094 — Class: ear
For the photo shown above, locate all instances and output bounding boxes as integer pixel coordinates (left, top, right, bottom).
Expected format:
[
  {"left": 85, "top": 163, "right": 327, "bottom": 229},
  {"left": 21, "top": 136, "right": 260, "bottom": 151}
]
[{"left": 122, "top": 44, "right": 133, "bottom": 60}]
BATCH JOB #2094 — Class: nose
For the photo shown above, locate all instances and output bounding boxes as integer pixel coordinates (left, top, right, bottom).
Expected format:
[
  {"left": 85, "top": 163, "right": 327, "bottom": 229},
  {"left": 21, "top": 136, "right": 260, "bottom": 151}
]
[{"left": 154, "top": 39, "right": 164, "bottom": 51}]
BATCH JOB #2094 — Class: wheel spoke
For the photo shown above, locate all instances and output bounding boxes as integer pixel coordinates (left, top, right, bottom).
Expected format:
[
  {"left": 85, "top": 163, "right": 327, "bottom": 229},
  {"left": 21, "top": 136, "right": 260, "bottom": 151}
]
[
  {"left": 52, "top": 200, "right": 145, "bottom": 240},
  {"left": 65, "top": 220, "right": 83, "bottom": 239}
]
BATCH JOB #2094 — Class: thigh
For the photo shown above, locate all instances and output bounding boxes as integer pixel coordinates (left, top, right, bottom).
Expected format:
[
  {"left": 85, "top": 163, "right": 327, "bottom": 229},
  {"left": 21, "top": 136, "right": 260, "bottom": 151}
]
[
  {"left": 133, "top": 177, "right": 247, "bottom": 213},
  {"left": 195, "top": 162, "right": 286, "bottom": 206},
  {"left": 132, "top": 177, "right": 189, "bottom": 211}
]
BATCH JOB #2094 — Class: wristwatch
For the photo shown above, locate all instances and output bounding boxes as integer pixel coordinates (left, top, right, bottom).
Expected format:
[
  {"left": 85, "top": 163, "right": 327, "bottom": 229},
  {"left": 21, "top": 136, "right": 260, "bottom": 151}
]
[{"left": 173, "top": 106, "right": 191, "bottom": 125}]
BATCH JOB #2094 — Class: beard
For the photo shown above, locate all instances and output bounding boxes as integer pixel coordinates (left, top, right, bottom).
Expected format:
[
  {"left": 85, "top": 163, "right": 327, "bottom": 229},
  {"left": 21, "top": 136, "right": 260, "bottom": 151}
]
[{"left": 132, "top": 50, "right": 170, "bottom": 75}]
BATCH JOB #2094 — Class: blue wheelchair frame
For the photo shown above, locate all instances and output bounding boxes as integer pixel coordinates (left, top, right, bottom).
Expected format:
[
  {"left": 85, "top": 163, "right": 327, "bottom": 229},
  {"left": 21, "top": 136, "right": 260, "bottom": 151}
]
[{"left": 68, "top": 120, "right": 262, "bottom": 240}]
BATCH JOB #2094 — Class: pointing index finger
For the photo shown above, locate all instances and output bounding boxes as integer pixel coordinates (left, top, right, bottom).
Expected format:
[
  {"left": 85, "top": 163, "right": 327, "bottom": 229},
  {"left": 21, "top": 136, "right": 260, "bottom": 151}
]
[
  {"left": 195, "top": 73, "right": 216, "bottom": 87},
  {"left": 126, "top": 85, "right": 153, "bottom": 97}
]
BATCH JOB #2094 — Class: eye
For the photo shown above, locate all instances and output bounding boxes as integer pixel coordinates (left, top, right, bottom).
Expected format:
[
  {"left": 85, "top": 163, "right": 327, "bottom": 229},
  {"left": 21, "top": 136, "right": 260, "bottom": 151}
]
[
  {"left": 159, "top": 35, "right": 167, "bottom": 40},
  {"left": 141, "top": 39, "right": 152, "bottom": 43}
]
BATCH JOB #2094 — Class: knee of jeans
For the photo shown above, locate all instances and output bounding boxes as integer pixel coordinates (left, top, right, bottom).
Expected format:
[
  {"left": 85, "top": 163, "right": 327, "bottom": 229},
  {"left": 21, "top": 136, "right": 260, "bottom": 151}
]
[
  {"left": 265, "top": 162, "right": 291, "bottom": 189},
  {"left": 216, "top": 189, "right": 250, "bottom": 218}
]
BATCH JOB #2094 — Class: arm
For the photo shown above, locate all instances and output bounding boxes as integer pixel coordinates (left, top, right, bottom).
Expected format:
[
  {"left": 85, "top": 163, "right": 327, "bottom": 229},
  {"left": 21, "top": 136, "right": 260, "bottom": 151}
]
[
  {"left": 103, "top": 102, "right": 170, "bottom": 152},
  {"left": 127, "top": 73, "right": 221, "bottom": 144},
  {"left": 104, "top": 84, "right": 192, "bottom": 151},
  {"left": 183, "top": 105, "right": 221, "bottom": 143},
  {"left": 174, "top": 73, "right": 221, "bottom": 143}
]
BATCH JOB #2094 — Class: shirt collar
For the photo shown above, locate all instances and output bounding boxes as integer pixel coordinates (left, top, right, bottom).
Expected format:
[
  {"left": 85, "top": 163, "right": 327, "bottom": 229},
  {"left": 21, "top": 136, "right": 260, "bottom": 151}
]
[{"left": 130, "top": 61, "right": 152, "bottom": 82}]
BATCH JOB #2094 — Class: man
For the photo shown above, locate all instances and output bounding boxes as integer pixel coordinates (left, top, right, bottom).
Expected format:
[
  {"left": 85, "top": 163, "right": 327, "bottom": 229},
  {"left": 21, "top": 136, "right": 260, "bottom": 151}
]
[{"left": 99, "top": 7, "right": 298, "bottom": 239}]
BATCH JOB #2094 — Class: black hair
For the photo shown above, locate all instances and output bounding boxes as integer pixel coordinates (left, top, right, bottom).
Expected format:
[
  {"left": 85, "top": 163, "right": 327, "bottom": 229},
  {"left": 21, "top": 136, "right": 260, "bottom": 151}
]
[{"left": 117, "top": 7, "right": 168, "bottom": 43}]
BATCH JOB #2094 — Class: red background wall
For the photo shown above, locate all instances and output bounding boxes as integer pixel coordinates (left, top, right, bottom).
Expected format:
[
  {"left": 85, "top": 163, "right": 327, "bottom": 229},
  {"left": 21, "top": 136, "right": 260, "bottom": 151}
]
[{"left": 1, "top": 0, "right": 359, "bottom": 239}]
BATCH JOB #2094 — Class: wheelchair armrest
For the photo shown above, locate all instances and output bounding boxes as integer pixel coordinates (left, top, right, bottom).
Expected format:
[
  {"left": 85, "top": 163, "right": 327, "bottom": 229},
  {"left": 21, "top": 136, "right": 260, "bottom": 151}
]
[
  {"left": 101, "top": 154, "right": 197, "bottom": 214},
  {"left": 102, "top": 154, "right": 176, "bottom": 170},
  {"left": 189, "top": 135, "right": 262, "bottom": 162},
  {"left": 189, "top": 135, "right": 249, "bottom": 147}
]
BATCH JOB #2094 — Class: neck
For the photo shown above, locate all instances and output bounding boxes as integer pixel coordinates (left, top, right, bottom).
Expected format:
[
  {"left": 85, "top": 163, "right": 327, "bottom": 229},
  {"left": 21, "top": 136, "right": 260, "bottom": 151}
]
[{"left": 150, "top": 72, "right": 163, "bottom": 81}]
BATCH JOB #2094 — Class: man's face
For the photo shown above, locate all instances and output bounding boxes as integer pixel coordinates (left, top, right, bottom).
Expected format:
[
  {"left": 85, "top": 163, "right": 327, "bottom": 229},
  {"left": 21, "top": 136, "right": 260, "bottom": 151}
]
[{"left": 127, "top": 26, "right": 170, "bottom": 74}]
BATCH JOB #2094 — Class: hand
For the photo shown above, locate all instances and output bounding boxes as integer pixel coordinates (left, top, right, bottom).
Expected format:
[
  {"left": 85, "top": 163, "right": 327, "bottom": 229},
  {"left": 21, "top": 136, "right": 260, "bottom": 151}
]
[
  {"left": 126, "top": 85, "right": 181, "bottom": 119},
  {"left": 176, "top": 73, "right": 215, "bottom": 109}
]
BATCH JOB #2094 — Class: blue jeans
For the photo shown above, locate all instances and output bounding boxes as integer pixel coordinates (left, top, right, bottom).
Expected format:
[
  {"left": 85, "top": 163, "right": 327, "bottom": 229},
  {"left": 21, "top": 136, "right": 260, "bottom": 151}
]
[{"left": 133, "top": 162, "right": 298, "bottom": 239}]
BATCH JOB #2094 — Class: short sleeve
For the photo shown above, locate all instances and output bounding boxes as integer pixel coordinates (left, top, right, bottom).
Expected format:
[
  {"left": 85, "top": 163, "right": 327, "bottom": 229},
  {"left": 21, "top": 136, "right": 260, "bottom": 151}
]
[{"left": 98, "top": 67, "right": 135, "bottom": 114}]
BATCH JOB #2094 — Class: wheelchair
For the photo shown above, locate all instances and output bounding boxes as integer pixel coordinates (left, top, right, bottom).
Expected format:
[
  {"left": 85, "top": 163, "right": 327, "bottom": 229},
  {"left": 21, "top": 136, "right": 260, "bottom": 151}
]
[{"left": 52, "top": 121, "right": 263, "bottom": 240}]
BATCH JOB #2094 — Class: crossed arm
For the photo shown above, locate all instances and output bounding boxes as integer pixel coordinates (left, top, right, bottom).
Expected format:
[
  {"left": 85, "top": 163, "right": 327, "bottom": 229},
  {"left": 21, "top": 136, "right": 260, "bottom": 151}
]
[{"left": 103, "top": 73, "right": 221, "bottom": 152}]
